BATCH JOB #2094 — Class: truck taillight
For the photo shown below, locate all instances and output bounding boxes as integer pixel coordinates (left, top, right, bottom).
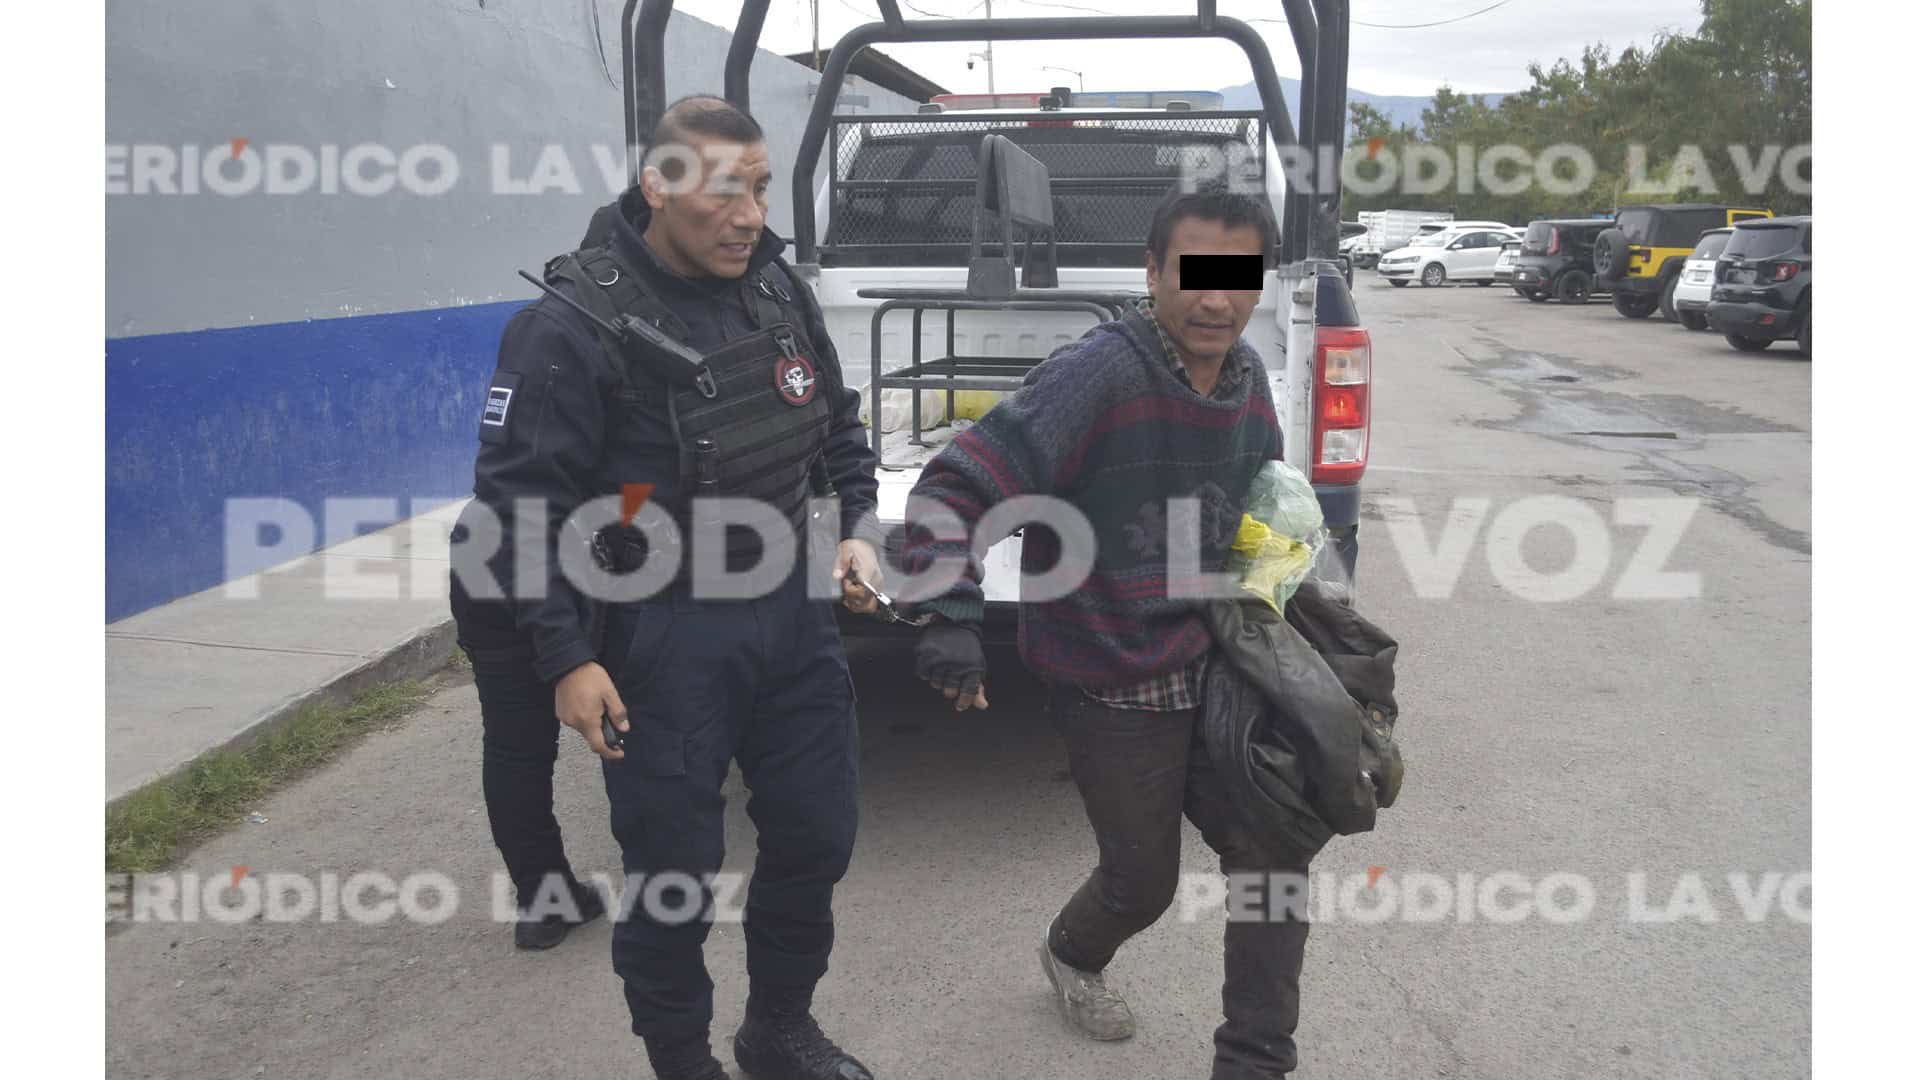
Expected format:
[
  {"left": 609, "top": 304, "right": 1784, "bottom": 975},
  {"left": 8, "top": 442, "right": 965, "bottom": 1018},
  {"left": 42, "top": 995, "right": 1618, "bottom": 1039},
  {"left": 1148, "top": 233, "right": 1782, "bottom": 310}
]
[
  {"left": 1312, "top": 327, "right": 1370, "bottom": 485},
  {"left": 1773, "top": 262, "right": 1801, "bottom": 281}
]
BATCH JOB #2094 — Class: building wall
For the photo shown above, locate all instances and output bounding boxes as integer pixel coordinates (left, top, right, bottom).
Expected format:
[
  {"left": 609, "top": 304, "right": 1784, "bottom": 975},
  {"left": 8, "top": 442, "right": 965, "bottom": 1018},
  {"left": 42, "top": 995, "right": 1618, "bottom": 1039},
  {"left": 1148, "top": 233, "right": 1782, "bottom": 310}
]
[{"left": 105, "top": 0, "right": 915, "bottom": 620}]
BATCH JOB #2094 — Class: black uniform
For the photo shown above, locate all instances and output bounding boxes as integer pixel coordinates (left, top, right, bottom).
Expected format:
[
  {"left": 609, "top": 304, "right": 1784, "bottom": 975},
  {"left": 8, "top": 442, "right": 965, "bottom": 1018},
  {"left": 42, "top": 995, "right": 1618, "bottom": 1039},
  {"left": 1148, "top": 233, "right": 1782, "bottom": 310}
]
[{"left": 450, "top": 189, "right": 881, "bottom": 1042}]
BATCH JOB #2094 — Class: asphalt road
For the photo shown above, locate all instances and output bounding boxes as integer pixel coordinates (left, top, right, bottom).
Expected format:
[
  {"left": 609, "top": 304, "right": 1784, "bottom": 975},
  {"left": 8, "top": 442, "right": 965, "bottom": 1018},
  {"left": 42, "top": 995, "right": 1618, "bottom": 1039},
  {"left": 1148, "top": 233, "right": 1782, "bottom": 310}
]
[{"left": 106, "top": 277, "right": 1811, "bottom": 1080}]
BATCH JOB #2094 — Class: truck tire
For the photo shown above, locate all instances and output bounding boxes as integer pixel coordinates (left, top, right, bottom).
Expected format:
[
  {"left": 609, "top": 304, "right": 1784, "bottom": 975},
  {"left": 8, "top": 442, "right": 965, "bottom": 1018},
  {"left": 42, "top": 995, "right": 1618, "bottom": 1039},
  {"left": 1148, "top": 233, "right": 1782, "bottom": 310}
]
[
  {"left": 1592, "top": 229, "right": 1629, "bottom": 282},
  {"left": 1421, "top": 263, "right": 1447, "bottom": 288},
  {"left": 1725, "top": 333, "right": 1772, "bottom": 352},
  {"left": 1389, "top": 279, "right": 1409, "bottom": 287},
  {"left": 1520, "top": 288, "right": 1548, "bottom": 302},
  {"left": 1612, "top": 292, "right": 1659, "bottom": 319},
  {"left": 1555, "top": 271, "right": 1593, "bottom": 304},
  {"left": 1678, "top": 310, "right": 1709, "bottom": 331},
  {"left": 1658, "top": 273, "right": 1681, "bottom": 322}
]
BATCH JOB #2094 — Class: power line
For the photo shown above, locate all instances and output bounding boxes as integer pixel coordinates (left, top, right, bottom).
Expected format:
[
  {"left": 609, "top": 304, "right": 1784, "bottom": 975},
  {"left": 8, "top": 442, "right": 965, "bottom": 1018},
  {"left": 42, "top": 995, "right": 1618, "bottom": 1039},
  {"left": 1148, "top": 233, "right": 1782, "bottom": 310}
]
[
  {"left": 824, "top": 1, "right": 1523, "bottom": 38},
  {"left": 585, "top": 0, "right": 619, "bottom": 89},
  {"left": 830, "top": 0, "right": 989, "bottom": 19},
  {"left": 993, "top": 0, "right": 1124, "bottom": 14},
  {"left": 830, "top": 0, "right": 877, "bottom": 21},
  {"left": 1351, "top": 0, "right": 1520, "bottom": 30},
  {"left": 892, "top": 1, "right": 1522, "bottom": 29}
]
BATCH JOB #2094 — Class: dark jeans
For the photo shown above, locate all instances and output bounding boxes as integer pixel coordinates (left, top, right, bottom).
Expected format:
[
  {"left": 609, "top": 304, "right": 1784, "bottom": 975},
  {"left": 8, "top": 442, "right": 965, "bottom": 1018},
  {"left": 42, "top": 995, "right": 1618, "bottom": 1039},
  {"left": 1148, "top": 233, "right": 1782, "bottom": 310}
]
[
  {"left": 1050, "top": 691, "right": 1320, "bottom": 1080},
  {"left": 457, "top": 623, "right": 585, "bottom": 910},
  {"left": 599, "top": 566, "right": 860, "bottom": 1041}
]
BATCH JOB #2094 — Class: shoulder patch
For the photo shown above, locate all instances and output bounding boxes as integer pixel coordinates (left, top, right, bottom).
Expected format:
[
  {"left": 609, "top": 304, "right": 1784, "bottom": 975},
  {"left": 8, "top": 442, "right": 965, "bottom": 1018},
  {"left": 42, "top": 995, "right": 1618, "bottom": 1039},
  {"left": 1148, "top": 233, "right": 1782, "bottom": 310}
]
[{"left": 478, "top": 371, "right": 523, "bottom": 445}]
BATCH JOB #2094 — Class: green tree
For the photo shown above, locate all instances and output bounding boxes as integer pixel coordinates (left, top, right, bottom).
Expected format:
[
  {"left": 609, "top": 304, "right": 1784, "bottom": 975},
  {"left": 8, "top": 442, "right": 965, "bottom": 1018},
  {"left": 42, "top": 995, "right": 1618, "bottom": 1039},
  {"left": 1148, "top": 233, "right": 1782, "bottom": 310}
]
[{"left": 1337, "top": 0, "right": 1811, "bottom": 222}]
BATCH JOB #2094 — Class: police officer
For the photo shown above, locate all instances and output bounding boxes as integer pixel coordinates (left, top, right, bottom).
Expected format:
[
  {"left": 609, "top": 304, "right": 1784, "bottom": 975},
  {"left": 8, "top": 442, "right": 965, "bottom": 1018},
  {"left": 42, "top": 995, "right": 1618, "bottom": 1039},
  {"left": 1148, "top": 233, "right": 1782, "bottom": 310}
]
[{"left": 449, "top": 95, "right": 882, "bottom": 1080}]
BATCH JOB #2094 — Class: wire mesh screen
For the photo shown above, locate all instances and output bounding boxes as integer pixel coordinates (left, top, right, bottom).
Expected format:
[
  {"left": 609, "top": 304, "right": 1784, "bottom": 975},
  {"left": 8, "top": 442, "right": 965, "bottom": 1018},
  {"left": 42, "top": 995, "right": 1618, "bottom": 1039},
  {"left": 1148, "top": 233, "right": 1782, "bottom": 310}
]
[{"left": 822, "top": 112, "right": 1266, "bottom": 267}]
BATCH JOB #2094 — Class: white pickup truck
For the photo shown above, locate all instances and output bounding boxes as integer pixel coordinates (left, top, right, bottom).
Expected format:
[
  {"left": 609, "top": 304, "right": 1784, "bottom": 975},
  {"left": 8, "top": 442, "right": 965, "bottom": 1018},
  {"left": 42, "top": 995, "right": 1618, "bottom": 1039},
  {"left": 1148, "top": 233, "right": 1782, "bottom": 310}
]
[{"left": 791, "top": 90, "right": 1373, "bottom": 616}]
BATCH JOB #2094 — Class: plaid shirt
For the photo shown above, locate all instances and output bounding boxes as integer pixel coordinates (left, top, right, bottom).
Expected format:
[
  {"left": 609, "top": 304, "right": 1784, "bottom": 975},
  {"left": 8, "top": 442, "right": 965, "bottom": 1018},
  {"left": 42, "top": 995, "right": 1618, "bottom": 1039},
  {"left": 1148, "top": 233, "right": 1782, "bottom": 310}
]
[{"left": 1083, "top": 301, "right": 1250, "bottom": 712}]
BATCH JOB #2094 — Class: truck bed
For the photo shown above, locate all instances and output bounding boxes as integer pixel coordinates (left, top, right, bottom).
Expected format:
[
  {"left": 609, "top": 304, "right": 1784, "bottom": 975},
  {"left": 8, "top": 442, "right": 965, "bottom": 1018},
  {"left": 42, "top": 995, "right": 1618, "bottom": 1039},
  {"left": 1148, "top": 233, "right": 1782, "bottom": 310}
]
[{"left": 808, "top": 264, "right": 1316, "bottom": 608}]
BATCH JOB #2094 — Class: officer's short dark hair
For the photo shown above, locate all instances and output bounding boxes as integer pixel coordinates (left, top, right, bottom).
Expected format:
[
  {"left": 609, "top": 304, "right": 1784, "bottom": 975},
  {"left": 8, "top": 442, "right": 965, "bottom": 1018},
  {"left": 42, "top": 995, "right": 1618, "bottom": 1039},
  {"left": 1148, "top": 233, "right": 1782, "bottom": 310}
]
[
  {"left": 1146, "top": 181, "right": 1278, "bottom": 269},
  {"left": 647, "top": 95, "right": 765, "bottom": 182}
]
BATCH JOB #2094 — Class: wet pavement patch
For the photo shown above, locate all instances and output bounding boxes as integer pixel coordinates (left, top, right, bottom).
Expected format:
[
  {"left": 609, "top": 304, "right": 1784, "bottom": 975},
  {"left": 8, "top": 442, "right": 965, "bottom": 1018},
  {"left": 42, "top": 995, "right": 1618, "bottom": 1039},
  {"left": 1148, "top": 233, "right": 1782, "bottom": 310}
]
[{"left": 1457, "top": 339, "right": 1810, "bottom": 556}]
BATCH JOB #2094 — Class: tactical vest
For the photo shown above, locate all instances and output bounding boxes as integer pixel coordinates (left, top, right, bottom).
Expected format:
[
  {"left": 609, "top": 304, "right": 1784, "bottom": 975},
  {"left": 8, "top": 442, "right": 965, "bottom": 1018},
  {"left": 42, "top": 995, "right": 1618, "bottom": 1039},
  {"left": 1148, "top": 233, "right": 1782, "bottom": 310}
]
[{"left": 542, "top": 245, "right": 836, "bottom": 558}]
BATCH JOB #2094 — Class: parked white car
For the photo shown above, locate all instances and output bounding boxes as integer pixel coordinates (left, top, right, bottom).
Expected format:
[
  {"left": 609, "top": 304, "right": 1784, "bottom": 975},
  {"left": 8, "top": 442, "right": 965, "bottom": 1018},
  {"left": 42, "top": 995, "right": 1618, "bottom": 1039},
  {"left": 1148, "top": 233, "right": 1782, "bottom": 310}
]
[
  {"left": 1377, "top": 224, "right": 1523, "bottom": 287},
  {"left": 1492, "top": 239, "right": 1522, "bottom": 285},
  {"left": 1671, "top": 227, "right": 1732, "bottom": 331}
]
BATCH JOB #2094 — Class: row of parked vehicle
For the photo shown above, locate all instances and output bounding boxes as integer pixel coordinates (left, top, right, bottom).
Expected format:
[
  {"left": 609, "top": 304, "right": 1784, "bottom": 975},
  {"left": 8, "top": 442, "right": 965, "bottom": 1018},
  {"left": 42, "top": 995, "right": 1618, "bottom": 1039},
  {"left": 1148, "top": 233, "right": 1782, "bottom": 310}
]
[{"left": 1366, "top": 204, "right": 1813, "bottom": 357}]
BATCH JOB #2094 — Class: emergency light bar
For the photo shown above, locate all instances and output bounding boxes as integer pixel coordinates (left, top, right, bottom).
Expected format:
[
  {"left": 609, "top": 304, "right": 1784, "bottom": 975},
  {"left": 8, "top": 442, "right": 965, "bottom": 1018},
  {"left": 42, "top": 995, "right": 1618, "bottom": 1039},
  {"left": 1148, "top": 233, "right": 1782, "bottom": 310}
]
[{"left": 930, "top": 90, "right": 1226, "bottom": 111}]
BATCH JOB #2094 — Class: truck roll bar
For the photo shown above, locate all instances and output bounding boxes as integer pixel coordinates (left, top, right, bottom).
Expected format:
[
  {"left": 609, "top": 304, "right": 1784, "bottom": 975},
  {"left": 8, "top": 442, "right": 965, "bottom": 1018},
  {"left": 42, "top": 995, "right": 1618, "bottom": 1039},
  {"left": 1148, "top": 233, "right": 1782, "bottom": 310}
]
[
  {"left": 622, "top": 1, "right": 1348, "bottom": 263},
  {"left": 722, "top": 0, "right": 774, "bottom": 116},
  {"left": 1311, "top": 0, "right": 1352, "bottom": 263},
  {"left": 789, "top": 14, "right": 1298, "bottom": 264}
]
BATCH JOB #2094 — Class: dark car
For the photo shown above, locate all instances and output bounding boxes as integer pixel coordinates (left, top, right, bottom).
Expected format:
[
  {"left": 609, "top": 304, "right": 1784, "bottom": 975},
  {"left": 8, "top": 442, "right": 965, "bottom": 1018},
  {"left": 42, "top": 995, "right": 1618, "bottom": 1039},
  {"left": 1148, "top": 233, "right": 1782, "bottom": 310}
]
[
  {"left": 1708, "top": 215, "right": 1811, "bottom": 356},
  {"left": 1512, "top": 218, "right": 1613, "bottom": 303}
]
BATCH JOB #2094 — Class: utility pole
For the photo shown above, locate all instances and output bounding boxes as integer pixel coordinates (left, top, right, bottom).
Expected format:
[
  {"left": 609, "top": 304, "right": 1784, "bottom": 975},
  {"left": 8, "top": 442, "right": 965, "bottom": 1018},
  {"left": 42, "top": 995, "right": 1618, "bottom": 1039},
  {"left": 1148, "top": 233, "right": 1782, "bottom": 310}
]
[
  {"left": 811, "top": 0, "right": 821, "bottom": 70},
  {"left": 984, "top": 0, "right": 996, "bottom": 95}
]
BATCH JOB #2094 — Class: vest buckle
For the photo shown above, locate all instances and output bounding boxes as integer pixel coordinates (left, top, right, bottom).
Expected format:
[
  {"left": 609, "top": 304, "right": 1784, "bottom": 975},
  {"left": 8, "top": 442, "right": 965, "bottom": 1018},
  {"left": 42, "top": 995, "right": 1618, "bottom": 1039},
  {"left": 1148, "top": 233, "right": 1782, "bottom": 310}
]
[{"left": 756, "top": 275, "right": 791, "bottom": 304}]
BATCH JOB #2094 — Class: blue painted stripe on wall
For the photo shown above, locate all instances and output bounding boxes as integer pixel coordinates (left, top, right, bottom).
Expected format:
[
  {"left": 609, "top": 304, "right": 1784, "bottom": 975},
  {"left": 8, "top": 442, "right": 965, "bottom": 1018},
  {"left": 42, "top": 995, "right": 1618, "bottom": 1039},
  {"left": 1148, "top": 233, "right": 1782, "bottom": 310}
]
[{"left": 105, "top": 301, "right": 524, "bottom": 622}]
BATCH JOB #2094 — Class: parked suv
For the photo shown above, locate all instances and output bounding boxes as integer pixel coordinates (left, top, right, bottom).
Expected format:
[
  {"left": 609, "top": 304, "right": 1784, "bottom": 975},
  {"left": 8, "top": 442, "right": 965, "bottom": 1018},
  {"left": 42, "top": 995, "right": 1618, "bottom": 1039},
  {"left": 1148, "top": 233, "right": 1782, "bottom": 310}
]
[
  {"left": 1670, "top": 228, "right": 1731, "bottom": 331},
  {"left": 1512, "top": 218, "right": 1613, "bottom": 303},
  {"left": 1593, "top": 203, "right": 1772, "bottom": 320},
  {"left": 1709, "top": 216, "right": 1811, "bottom": 355}
]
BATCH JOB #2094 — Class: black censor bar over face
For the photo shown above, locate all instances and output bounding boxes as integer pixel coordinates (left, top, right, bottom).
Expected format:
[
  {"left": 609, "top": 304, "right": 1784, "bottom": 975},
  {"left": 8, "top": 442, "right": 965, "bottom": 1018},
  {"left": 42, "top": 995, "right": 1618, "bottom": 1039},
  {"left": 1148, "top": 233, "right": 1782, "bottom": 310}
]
[{"left": 1179, "top": 254, "right": 1264, "bottom": 290}]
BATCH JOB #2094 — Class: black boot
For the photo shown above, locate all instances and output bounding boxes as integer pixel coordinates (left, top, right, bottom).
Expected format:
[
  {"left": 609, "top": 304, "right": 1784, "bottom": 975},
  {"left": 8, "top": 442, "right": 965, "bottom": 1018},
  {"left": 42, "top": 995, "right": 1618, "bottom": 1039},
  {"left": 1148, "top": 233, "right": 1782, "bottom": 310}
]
[
  {"left": 512, "top": 878, "right": 606, "bottom": 950},
  {"left": 645, "top": 1030, "right": 730, "bottom": 1080},
  {"left": 732, "top": 989, "right": 873, "bottom": 1080}
]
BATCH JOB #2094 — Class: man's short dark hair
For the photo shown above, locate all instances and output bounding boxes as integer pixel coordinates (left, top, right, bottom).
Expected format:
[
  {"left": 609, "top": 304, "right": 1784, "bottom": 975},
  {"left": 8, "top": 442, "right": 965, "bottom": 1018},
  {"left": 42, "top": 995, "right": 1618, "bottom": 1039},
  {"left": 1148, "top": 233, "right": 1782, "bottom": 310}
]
[
  {"left": 1145, "top": 182, "right": 1279, "bottom": 269},
  {"left": 646, "top": 95, "right": 765, "bottom": 181}
]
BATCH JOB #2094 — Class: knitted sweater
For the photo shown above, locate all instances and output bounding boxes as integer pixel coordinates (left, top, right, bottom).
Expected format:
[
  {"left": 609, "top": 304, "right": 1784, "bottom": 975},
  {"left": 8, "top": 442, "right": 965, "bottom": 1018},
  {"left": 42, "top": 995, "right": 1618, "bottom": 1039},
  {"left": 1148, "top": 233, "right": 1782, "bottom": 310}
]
[{"left": 900, "top": 308, "right": 1282, "bottom": 688}]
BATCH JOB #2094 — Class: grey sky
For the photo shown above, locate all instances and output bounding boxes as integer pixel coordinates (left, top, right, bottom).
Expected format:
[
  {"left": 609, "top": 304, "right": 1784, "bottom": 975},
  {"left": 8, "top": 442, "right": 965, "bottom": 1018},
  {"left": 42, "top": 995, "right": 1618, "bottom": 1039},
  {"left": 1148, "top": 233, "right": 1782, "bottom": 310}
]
[{"left": 672, "top": 0, "right": 1709, "bottom": 98}]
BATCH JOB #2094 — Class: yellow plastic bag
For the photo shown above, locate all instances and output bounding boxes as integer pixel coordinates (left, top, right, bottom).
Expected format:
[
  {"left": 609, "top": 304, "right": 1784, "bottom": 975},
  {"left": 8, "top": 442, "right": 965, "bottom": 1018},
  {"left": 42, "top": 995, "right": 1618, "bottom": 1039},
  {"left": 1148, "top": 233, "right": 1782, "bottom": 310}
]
[
  {"left": 951, "top": 390, "right": 1003, "bottom": 421},
  {"left": 1230, "top": 514, "right": 1316, "bottom": 613}
]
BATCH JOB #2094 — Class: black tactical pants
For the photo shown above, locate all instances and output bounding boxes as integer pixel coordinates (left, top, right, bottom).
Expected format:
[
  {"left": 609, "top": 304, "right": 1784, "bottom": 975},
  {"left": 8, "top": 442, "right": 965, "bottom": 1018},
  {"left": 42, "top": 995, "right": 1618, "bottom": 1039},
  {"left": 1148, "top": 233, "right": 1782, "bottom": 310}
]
[
  {"left": 599, "top": 565, "right": 860, "bottom": 1041},
  {"left": 453, "top": 594, "right": 588, "bottom": 911}
]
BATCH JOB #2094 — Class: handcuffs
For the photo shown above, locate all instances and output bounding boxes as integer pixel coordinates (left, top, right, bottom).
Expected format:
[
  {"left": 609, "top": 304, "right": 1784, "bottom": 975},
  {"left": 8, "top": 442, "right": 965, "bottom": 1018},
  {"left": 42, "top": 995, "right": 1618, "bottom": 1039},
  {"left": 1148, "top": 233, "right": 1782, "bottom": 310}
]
[{"left": 843, "top": 566, "right": 934, "bottom": 628}]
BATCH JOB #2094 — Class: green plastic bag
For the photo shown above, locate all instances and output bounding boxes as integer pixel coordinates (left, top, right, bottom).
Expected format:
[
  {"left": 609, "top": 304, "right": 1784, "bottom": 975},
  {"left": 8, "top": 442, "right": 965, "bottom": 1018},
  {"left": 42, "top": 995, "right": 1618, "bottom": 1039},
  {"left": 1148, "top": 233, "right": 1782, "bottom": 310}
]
[{"left": 1229, "top": 461, "right": 1327, "bottom": 611}]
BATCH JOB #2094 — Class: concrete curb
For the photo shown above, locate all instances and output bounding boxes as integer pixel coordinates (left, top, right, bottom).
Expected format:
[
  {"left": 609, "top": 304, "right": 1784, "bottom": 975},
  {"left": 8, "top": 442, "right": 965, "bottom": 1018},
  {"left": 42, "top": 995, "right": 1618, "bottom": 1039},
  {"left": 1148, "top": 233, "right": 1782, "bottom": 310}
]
[{"left": 105, "top": 617, "right": 459, "bottom": 811}]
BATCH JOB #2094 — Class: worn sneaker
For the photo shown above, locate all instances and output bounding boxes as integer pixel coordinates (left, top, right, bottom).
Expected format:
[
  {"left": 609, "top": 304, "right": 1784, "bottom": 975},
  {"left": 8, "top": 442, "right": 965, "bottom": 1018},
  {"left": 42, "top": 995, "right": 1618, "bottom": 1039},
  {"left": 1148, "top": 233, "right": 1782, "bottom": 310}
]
[{"left": 1038, "top": 930, "right": 1135, "bottom": 1041}]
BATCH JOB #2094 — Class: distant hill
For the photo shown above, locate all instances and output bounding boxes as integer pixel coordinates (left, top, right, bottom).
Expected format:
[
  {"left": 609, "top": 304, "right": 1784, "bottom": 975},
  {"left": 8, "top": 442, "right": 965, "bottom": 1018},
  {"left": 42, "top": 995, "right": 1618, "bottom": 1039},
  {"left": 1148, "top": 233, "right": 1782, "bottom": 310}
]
[{"left": 1215, "top": 78, "right": 1508, "bottom": 136}]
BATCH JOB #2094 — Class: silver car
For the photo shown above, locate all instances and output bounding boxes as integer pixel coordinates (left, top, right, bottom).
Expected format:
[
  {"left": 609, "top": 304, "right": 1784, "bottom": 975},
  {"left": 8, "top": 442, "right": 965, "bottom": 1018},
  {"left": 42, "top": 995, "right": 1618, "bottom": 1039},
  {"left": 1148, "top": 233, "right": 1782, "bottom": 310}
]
[
  {"left": 1493, "top": 240, "right": 1522, "bottom": 286},
  {"left": 1672, "top": 228, "right": 1732, "bottom": 331}
]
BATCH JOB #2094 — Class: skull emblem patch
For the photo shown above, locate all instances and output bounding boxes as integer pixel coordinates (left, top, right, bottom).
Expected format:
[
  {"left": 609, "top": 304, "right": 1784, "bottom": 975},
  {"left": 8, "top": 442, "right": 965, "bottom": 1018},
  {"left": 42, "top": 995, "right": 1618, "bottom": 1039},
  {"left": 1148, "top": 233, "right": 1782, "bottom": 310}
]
[{"left": 775, "top": 354, "right": 817, "bottom": 406}]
